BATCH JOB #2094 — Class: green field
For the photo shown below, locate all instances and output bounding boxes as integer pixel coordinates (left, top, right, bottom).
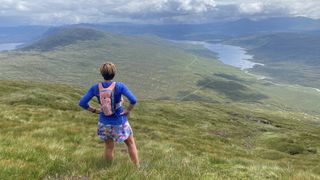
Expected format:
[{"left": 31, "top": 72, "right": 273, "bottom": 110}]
[{"left": 0, "top": 80, "right": 319, "bottom": 179}]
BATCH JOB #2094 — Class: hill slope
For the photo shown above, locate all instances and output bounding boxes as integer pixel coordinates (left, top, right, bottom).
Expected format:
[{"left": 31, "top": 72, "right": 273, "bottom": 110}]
[{"left": 0, "top": 80, "right": 319, "bottom": 179}]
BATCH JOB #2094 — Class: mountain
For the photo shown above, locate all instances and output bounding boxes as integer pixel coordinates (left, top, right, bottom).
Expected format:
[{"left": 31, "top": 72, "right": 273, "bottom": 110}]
[
  {"left": 0, "top": 80, "right": 319, "bottom": 179},
  {"left": 226, "top": 32, "right": 320, "bottom": 88},
  {"left": 21, "top": 27, "right": 106, "bottom": 51}
]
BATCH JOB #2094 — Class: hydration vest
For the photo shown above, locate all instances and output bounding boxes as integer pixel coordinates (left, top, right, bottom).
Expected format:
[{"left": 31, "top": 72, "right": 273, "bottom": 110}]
[{"left": 98, "top": 82, "right": 121, "bottom": 116}]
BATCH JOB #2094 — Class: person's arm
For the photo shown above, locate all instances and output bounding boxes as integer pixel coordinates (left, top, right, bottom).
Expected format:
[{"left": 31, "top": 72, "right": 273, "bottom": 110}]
[
  {"left": 120, "top": 83, "right": 137, "bottom": 115},
  {"left": 79, "top": 85, "right": 101, "bottom": 114}
]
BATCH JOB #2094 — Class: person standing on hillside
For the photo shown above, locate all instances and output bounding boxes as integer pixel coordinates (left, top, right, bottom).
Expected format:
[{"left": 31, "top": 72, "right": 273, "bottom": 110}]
[{"left": 79, "top": 62, "right": 139, "bottom": 167}]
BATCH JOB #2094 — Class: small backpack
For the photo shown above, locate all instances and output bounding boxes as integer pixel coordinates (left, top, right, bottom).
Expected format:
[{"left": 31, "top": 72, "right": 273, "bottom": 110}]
[{"left": 99, "top": 82, "right": 117, "bottom": 116}]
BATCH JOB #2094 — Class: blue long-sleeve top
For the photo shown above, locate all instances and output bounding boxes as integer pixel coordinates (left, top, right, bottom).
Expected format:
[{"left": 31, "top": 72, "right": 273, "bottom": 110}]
[{"left": 79, "top": 81, "right": 137, "bottom": 125}]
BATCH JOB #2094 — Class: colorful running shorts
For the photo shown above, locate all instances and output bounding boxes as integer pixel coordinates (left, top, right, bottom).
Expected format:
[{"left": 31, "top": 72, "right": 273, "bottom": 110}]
[{"left": 97, "top": 121, "right": 133, "bottom": 142}]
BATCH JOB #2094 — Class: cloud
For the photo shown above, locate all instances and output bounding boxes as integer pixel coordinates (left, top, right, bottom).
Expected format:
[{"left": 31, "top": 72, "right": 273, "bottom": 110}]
[
  {"left": 280, "top": 0, "right": 320, "bottom": 19},
  {"left": 239, "top": 2, "right": 264, "bottom": 14},
  {"left": 237, "top": 0, "right": 320, "bottom": 19},
  {"left": 114, "top": 0, "right": 216, "bottom": 13},
  {"left": 0, "top": 0, "right": 319, "bottom": 25}
]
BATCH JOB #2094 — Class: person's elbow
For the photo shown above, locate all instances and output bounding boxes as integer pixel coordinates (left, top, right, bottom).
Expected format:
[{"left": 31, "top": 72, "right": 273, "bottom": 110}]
[
  {"left": 78, "top": 101, "right": 85, "bottom": 108},
  {"left": 130, "top": 98, "right": 137, "bottom": 105},
  {"left": 79, "top": 99, "right": 89, "bottom": 109}
]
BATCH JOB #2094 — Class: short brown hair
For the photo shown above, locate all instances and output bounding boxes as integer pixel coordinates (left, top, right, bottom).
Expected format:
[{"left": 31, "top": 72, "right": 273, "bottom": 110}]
[{"left": 100, "top": 62, "right": 116, "bottom": 80}]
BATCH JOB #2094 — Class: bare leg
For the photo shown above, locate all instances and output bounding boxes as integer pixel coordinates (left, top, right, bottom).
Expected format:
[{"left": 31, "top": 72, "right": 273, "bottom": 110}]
[
  {"left": 124, "top": 135, "right": 139, "bottom": 166},
  {"left": 104, "top": 138, "right": 114, "bottom": 162}
]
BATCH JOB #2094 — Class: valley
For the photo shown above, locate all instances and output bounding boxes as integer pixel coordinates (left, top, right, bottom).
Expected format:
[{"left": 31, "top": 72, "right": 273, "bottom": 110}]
[
  {"left": 0, "top": 23, "right": 320, "bottom": 179},
  {"left": 1, "top": 27, "right": 320, "bottom": 116}
]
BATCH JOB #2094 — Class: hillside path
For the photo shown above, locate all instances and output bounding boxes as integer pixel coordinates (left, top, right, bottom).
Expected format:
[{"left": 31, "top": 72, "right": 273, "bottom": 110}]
[{"left": 179, "top": 55, "right": 212, "bottom": 101}]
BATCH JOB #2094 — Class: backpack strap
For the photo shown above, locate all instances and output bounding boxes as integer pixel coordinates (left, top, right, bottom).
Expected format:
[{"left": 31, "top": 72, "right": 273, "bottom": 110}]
[
  {"left": 98, "top": 82, "right": 104, "bottom": 91},
  {"left": 98, "top": 82, "right": 116, "bottom": 91},
  {"left": 107, "top": 82, "right": 116, "bottom": 90}
]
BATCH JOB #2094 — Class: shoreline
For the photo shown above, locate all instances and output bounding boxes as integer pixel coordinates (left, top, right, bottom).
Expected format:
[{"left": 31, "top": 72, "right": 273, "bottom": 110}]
[
  {"left": 314, "top": 88, "right": 320, "bottom": 93},
  {"left": 202, "top": 42, "right": 265, "bottom": 70},
  {"left": 171, "top": 40, "right": 265, "bottom": 70}
]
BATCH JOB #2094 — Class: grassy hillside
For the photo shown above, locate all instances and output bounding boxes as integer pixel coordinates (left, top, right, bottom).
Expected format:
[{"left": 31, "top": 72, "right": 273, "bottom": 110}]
[
  {"left": 1, "top": 27, "right": 320, "bottom": 116},
  {"left": 226, "top": 33, "right": 320, "bottom": 88},
  {"left": 0, "top": 80, "right": 320, "bottom": 179}
]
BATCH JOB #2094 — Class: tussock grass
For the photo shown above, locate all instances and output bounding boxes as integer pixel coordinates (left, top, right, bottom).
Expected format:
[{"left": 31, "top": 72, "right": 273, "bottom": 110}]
[{"left": 0, "top": 80, "right": 319, "bottom": 179}]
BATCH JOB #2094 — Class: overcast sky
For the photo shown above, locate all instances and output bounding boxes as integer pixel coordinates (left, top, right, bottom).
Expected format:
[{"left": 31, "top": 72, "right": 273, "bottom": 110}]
[{"left": 0, "top": 0, "right": 319, "bottom": 26}]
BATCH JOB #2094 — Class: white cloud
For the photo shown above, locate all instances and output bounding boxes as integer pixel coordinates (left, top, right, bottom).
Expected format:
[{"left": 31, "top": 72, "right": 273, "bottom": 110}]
[
  {"left": 177, "top": 0, "right": 216, "bottom": 12},
  {"left": 237, "top": 0, "right": 320, "bottom": 19},
  {"left": 279, "top": 0, "right": 320, "bottom": 19},
  {"left": 114, "top": 0, "right": 216, "bottom": 13},
  {"left": 16, "top": 2, "right": 30, "bottom": 11},
  {"left": 239, "top": 2, "right": 263, "bottom": 14}
]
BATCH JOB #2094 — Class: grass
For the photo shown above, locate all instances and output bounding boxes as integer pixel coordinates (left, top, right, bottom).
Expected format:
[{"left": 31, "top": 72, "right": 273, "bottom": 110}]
[{"left": 1, "top": 80, "right": 319, "bottom": 179}]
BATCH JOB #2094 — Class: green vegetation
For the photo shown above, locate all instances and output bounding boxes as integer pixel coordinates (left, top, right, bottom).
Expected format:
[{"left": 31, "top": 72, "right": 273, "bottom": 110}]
[{"left": 0, "top": 80, "right": 319, "bottom": 179}]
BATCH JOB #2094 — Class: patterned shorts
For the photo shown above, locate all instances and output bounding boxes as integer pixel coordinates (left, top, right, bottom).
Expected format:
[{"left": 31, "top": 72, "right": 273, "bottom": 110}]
[{"left": 97, "top": 121, "right": 133, "bottom": 142}]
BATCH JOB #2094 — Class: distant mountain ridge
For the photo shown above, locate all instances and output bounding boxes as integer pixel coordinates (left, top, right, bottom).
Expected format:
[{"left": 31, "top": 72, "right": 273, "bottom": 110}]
[
  {"left": 1, "top": 17, "right": 320, "bottom": 44},
  {"left": 84, "top": 17, "right": 320, "bottom": 40}
]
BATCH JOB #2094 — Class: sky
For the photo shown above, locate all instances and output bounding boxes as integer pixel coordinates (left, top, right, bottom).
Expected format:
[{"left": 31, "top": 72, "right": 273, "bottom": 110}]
[{"left": 0, "top": 0, "right": 319, "bottom": 26}]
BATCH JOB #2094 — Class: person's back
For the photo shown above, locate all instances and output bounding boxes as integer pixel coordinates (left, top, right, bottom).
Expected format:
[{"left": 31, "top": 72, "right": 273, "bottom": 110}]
[{"left": 79, "top": 62, "right": 139, "bottom": 166}]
